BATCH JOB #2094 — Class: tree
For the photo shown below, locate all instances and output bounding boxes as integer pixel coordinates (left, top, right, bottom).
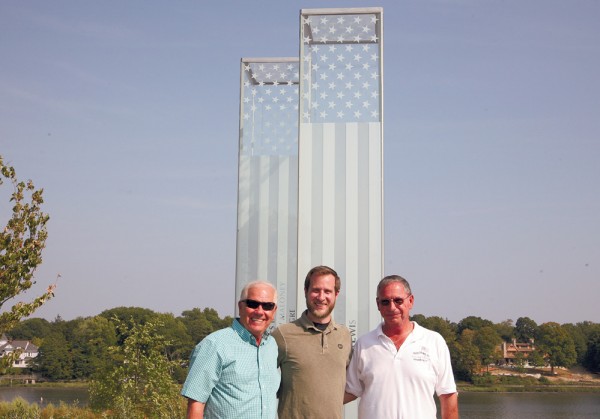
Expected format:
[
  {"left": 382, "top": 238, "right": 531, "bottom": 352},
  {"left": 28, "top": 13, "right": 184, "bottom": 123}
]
[
  {"left": 34, "top": 331, "right": 73, "bottom": 379},
  {"left": 583, "top": 330, "right": 600, "bottom": 373},
  {"left": 537, "top": 322, "right": 577, "bottom": 374},
  {"left": 494, "top": 319, "right": 514, "bottom": 342},
  {"left": 474, "top": 326, "right": 503, "bottom": 371},
  {"left": 7, "top": 317, "right": 52, "bottom": 341},
  {"left": 451, "top": 329, "right": 481, "bottom": 381},
  {"left": 457, "top": 316, "right": 494, "bottom": 334},
  {"left": 0, "top": 156, "right": 55, "bottom": 337},
  {"left": 89, "top": 318, "right": 185, "bottom": 418},
  {"left": 70, "top": 316, "right": 117, "bottom": 379},
  {"left": 562, "top": 323, "right": 588, "bottom": 365},
  {"left": 416, "top": 315, "right": 457, "bottom": 344},
  {"left": 179, "top": 307, "right": 232, "bottom": 345},
  {"left": 515, "top": 317, "right": 539, "bottom": 342},
  {"left": 154, "top": 312, "right": 194, "bottom": 383},
  {"left": 99, "top": 306, "right": 158, "bottom": 345}
]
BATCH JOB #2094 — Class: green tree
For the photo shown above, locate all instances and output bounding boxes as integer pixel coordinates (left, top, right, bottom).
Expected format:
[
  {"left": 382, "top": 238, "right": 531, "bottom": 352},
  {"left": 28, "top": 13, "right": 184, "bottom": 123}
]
[
  {"left": 0, "top": 156, "right": 55, "bottom": 350},
  {"left": 70, "top": 316, "right": 117, "bottom": 379},
  {"left": 494, "top": 319, "right": 514, "bottom": 342},
  {"left": 34, "top": 331, "right": 73, "bottom": 379},
  {"left": 179, "top": 307, "right": 232, "bottom": 344},
  {"left": 562, "top": 323, "right": 588, "bottom": 365},
  {"left": 89, "top": 318, "right": 185, "bottom": 418},
  {"left": 515, "top": 317, "right": 539, "bottom": 342},
  {"left": 474, "top": 326, "right": 503, "bottom": 371},
  {"left": 416, "top": 315, "right": 457, "bottom": 344},
  {"left": 154, "top": 312, "right": 194, "bottom": 383},
  {"left": 583, "top": 330, "right": 600, "bottom": 373},
  {"left": 528, "top": 348, "right": 546, "bottom": 368},
  {"left": 457, "top": 316, "right": 494, "bottom": 334},
  {"left": 451, "top": 329, "right": 481, "bottom": 381},
  {"left": 99, "top": 306, "right": 158, "bottom": 344},
  {"left": 537, "top": 322, "right": 577, "bottom": 374},
  {"left": 7, "top": 317, "right": 52, "bottom": 341}
]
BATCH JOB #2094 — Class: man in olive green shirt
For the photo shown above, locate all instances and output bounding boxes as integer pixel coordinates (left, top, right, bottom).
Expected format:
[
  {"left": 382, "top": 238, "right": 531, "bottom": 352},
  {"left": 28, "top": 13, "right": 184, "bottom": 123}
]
[{"left": 272, "top": 266, "right": 352, "bottom": 419}]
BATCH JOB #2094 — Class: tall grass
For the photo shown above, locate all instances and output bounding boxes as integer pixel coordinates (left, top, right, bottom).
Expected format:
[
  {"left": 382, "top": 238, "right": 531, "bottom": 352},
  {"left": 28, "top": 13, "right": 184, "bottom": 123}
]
[{"left": 0, "top": 397, "right": 187, "bottom": 418}]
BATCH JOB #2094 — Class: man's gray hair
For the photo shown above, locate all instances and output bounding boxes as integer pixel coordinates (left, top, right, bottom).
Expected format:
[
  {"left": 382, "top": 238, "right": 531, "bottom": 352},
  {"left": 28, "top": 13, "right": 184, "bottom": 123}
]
[
  {"left": 239, "top": 280, "right": 278, "bottom": 302},
  {"left": 377, "top": 275, "right": 411, "bottom": 297}
]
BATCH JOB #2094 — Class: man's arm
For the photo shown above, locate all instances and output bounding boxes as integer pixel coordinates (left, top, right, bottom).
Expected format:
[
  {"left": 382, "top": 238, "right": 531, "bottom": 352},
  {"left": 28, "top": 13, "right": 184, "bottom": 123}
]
[
  {"left": 439, "top": 392, "right": 458, "bottom": 419},
  {"left": 343, "top": 391, "right": 357, "bottom": 404},
  {"left": 187, "top": 398, "right": 206, "bottom": 419}
]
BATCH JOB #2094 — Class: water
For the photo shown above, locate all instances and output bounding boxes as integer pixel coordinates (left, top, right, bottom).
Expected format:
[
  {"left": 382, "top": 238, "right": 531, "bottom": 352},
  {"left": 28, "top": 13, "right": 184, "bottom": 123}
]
[
  {"left": 457, "top": 392, "right": 600, "bottom": 418},
  {"left": 0, "top": 388, "right": 598, "bottom": 417},
  {"left": 0, "top": 386, "right": 89, "bottom": 407}
]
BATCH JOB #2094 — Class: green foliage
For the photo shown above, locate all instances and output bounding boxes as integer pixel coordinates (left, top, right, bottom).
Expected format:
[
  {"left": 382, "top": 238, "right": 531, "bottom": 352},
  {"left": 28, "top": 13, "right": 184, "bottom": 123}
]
[
  {"left": 457, "top": 316, "right": 494, "bottom": 334},
  {"left": 89, "top": 318, "right": 186, "bottom": 418},
  {"left": 7, "top": 317, "right": 52, "bottom": 341},
  {"left": 537, "top": 322, "right": 577, "bottom": 373},
  {"left": 450, "top": 329, "right": 481, "bottom": 381},
  {"left": 180, "top": 307, "right": 232, "bottom": 344},
  {"left": 98, "top": 307, "right": 157, "bottom": 344},
  {"left": 583, "top": 330, "right": 600, "bottom": 372},
  {"left": 415, "top": 315, "right": 457, "bottom": 344},
  {"left": 494, "top": 319, "right": 515, "bottom": 341},
  {"left": 0, "top": 156, "right": 54, "bottom": 344},
  {"left": 562, "top": 323, "right": 589, "bottom": 364},
  {"left": 0, "top": 397, "right": 40, "bottom": 419},
  {"left": 471, "top": 373, "right": 541, "bottom": 387},
  {"left": 34, "top": 332, "right": 73, "bottom": 380},
  {"left": 0, "top": 398, "right": 104, "bottom": 419},
  {"left": 70, "top": 316, "right": 117, "bottom": 379},
  {"left": 474, "top": 326, "right": 503, "bottom": 369},
  {"left": 528, "top": 348, "right": 546, "bottom": 368},
  {"left": 515, "top": 317, "right": 539, "bottom": 342}
]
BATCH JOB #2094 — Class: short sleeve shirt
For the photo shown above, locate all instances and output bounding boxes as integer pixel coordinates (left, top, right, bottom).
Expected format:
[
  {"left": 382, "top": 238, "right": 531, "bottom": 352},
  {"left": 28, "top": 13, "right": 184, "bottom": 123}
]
[
  {"left": 181, "top": 319, "right": 280, "bottom": 419},
  {"left": 272, "top": 311, "right": 352, "bottom": 419},
  {"left": 345, "top": 321, "right": 457, "bottom": 418}
]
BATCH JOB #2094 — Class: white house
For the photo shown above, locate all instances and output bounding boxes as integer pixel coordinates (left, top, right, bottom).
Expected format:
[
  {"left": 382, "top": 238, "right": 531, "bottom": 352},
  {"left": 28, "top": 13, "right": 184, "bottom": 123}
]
[{"left": 0, "top": 334, "right": 39, "bottom": 368}]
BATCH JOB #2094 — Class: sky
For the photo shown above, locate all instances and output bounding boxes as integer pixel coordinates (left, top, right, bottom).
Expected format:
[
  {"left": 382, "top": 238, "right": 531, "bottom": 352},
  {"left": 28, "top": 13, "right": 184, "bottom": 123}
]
[{"left": 1, "top": 0, "right": 599, "bottom": 326}]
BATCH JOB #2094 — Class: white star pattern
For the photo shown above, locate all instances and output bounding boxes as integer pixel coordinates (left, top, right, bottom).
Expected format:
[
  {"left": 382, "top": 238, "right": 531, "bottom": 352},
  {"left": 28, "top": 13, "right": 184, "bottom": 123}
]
[
  {"left": 241, "top": 60, "right": 299, "bottom": 156},
  {"left": 301, "top": 12, "right": 381, "bottom": 123},
  {"left": 240, "top": 12, "right": 381, "bottom": 155}
]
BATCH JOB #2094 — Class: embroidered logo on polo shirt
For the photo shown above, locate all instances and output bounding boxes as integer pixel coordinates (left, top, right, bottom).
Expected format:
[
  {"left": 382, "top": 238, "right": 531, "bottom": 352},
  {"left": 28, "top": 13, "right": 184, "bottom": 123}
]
[{"left": 412, "top": 346, "right": 430, "bottom": 362}]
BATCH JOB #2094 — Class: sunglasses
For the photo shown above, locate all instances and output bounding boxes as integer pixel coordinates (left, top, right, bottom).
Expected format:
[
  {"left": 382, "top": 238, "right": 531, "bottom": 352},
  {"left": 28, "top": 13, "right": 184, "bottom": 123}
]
[
  {"left": 378, "top": 294, "right": 411, "bottom": 307},
  {"left": 242, "top": 299, "right": 276, "bottom": 311}
]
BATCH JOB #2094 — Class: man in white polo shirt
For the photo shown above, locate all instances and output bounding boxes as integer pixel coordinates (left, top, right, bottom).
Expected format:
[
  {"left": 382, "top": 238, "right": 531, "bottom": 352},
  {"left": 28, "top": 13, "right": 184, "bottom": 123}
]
[{"left": 344, "top": 275, "right": 458, "bottom": 418}]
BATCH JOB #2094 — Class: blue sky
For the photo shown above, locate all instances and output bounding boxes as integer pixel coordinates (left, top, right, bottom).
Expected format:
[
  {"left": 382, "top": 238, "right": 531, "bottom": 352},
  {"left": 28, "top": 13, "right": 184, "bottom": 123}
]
[{"left": 1, "top": 0, "right": 599, "bottom": 325}]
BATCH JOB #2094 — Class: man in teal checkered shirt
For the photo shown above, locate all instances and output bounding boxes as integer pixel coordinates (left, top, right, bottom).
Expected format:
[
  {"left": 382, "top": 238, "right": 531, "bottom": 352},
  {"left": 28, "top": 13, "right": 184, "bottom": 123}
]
[{"left": 182, "top": 280, "right": 280, "bottom": 419}]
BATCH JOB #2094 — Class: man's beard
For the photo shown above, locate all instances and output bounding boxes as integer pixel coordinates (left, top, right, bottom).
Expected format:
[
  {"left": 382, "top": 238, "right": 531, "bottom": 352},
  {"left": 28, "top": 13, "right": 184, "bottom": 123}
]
[{"left": 308, "top": 300, "right": 335, "bottom": 320}]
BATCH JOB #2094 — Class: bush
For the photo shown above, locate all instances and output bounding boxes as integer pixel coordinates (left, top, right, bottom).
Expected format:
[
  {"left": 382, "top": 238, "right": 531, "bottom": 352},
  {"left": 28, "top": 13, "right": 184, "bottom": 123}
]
[{"left": 0, "top": 397, "right": 40, "bottom": 419}]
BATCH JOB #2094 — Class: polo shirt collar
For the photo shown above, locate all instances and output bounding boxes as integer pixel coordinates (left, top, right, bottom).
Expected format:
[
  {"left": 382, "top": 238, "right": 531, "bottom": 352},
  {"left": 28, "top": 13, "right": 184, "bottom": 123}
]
[
  {"left": 232, "top": 318, "right": 271, "bottom": 346},
  {"left": 376, "top": 321, "right": 423, "bottom": 344},
  {"left": 298, "top": 310, "right": 339, "bottom": 333}
]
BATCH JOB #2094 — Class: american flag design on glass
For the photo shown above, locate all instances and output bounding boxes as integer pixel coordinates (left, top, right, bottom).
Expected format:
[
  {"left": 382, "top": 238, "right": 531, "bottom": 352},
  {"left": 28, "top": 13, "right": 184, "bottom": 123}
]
[{"left": 301, "top": 13, "right": 382, "bottom": 123}]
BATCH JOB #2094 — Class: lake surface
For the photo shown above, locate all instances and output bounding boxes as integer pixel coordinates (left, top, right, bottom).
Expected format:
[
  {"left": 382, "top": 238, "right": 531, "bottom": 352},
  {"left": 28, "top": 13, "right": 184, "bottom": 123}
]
[
  {"left": 455, "top": 392, "right": 600, "bottom": 418},
  {"left": 0, "top": 386, "right": 89, "bottom": 406},
  {"left": 0, "top": 388, "right": 598, "bottom": 417}
]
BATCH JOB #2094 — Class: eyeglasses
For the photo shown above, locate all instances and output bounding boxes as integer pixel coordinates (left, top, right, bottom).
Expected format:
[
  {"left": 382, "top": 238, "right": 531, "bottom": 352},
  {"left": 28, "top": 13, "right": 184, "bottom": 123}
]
[
  {"left": 242, "top": 299, "right": 276, "bottom": 311},
  {"left": 378, "top": 295, "right": 411, "bottom": 307}
]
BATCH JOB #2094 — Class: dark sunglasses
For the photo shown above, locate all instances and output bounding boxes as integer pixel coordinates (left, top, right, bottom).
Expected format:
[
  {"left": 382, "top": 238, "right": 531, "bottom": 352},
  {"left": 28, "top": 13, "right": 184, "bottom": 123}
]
[
  {"left": 378, "top": 294, "right": 411, "bottom": 307},
  {"left": 242, "top": 299, "right": 276, "bottom": 311}
]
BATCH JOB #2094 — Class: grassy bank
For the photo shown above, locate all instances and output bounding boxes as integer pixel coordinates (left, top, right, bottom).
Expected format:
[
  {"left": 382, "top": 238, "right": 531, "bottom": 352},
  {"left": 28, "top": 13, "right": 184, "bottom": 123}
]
[
  {"left": 458, "top": 383, "right": 600, "bottom": 393},
  {"left": 457, "top": 370, "right": 600, "bottom": 393}
]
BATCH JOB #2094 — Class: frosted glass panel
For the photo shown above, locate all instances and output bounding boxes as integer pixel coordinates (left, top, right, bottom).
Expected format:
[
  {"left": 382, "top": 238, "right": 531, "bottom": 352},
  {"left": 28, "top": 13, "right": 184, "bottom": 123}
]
[
  {"left": 236, "top": 58, "right": 300, "bottom": 326},
  {"left": 298, "top": 8, "right": 384, "bottom": 335}
]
